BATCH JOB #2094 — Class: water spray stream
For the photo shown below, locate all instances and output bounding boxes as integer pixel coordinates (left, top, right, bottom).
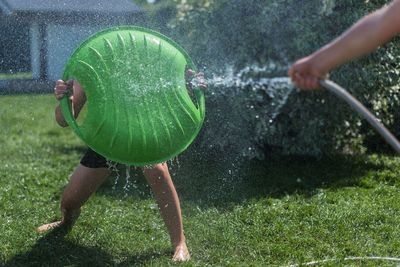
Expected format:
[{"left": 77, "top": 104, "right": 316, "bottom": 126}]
[
  {"left": 208, "top": 73, "right": 294, "bottom": 120},
  {"left": 123, "top": 165, "right": 138, "bottom": 198},
  {"left": 199, "top": 64, "right": 294, "bottom": 161},
  {"left": 202, "top": 63, "right": 400, "bottom": 161},
  {"left": 106, "top": 159, "right": 120, "bottom": 191}
]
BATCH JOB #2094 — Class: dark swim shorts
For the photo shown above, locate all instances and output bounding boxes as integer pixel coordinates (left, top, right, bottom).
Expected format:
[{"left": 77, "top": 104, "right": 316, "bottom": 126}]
[{"left": 80, "top": 148, "right": 108, "bottom": 168}]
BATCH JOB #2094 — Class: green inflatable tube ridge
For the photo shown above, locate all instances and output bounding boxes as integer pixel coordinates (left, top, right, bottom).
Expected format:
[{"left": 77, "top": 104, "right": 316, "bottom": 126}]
[{"left": 60, "top": 26, "right": 205, "bottom": 166}]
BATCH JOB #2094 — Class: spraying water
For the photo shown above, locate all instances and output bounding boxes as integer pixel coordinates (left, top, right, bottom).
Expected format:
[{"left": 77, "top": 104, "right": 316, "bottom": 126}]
[
  {"left": 106, "top": 63, "right": 295, "bottom": 197},
  {"left": 106, "top": 159, "right": 120, "bottom": 191},
  {"left": 195, "top": 64, "right": 294, "bottom": 160},
  {"left": 207, "top": 68, "right": 293, "bottom": 120},
  {"left": 179, "top": 64, "right": 296, "bottom": 200}
]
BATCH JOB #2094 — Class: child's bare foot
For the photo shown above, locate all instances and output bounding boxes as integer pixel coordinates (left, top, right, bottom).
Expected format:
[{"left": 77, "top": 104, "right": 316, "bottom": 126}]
[
  {"left": 172, "top": 241, "right": 190, "bottom": 261},
  {"left": 37, "top": 208, "right": 80, "bottom": 232},
  {"left": 37, "top": 221, "right": 66, "bottom": 232}
]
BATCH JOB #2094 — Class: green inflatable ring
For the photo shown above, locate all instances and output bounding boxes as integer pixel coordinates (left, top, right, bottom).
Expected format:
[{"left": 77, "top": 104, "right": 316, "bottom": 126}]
[{"left": 60, "top": 26, "right": 205, "bottom": 166}]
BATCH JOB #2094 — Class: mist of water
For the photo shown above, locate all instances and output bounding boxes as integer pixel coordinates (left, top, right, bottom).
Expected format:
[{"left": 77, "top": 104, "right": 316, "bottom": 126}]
[
  {"left": 193, "top": 64, "right": 294, "bottom": 161},
  {"left": 178, "top": 64, "right": 295, "bottom": 200},
  {"left": 110, "top": 63, "right": 294, "bottom": 198},
  {"left": 205, "top": 65, "right": 293, "bottom": 120}
]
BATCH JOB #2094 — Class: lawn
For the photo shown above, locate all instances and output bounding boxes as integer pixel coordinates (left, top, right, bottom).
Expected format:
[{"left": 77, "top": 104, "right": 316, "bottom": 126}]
[
  {"left": 1, "top": 94, "right": 400, "bottom": 266},
  {"left": 0, "top": 72, "right": 32, "bottom": 80}
]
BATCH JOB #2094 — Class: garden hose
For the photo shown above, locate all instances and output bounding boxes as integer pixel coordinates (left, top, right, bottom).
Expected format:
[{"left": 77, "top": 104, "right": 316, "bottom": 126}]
[{"left": 319, "top": 79, "right": 400, "bottom": 154}]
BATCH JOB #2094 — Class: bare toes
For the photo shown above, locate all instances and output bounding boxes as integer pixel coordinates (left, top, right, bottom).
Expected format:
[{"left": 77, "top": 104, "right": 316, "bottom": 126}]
[{"left": 37, "top": 221, "right": 62, "bottom": 232}]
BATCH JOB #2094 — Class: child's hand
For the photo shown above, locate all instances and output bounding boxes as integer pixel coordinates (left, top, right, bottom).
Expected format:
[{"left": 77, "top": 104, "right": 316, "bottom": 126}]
[
  {"left": 54, "top": 79, "right": 74, "bottom": 100},
  {"left": 185, "top": 69, "right": 207, "bottom": 95}
]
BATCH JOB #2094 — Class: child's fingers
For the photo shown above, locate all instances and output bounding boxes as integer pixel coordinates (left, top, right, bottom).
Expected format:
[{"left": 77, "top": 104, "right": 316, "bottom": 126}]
[
  {"left": 56, "top": 79, "right": 65, "bottom": 86},
  {"left": 66, "top": 80, "right": 74, "bottom": 94},
  {"left": 184, "top": 70, "right": 207, "bottom": 92},
  {"left": 54, "top": 89, "right": 69, "bottom": 100},
  {"left": 55, "top": 92, "right": 64, "bottom": 100},
  {"left": 185, "top": 69, "right": 195, "bottom": 81},
  {"left": 186, "top": 69, "right": 195, "bottom": 75},
  {"left": 55, "top": 80, "right": 67, "bottom": 91},
  {"left": 194, "top": 72, "right": 204, "bottom": 77},
  {"left": 54, "top": 79, "right": 74, "bottom": 100},
  {"left": 54, "top": 84, "right": 68, "bottom": 93},
  {"left": 54, "top": 81, "right": 64, "bottom": 99},
  {"left": 65, "top": 79, "right": 74, "bottom": 87},
  {"left": 197, "top": 73, "right": 206, "bottom": 89}
]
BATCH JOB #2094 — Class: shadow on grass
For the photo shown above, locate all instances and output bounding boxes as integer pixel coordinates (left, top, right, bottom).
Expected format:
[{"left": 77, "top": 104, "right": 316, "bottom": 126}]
[
  {"left": 93, "top": 146, "right": 389, "bottom": 211},
  {"left": 3, "top": 227, "right": 170, "bottom": 266},
  {"left": 171, "top": 148, "right": 389, "bottom": 209},
  {"left": 57, "top": 145, "right": 87, "bottom": 155},
  {"left": 3, "top": 228, "right": 114, "bottom": 266}
]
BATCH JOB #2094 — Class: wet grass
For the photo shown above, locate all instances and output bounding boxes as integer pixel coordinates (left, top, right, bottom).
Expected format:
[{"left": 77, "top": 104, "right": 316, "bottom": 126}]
[{"left": 1, "top": 94, "right": 400, "bottom": 266}]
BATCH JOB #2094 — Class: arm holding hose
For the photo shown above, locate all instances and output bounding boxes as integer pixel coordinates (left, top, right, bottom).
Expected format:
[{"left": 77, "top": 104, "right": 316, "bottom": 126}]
[{"left": 288, "top": 0, "right": 400, "bottom": 89}]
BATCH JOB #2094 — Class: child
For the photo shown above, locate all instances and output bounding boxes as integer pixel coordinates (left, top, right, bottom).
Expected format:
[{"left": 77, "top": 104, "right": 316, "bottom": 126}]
[
  {"left": 288, "top": 0, "right": 400, "bottom": 90},
  {"left": 37, "top": 70, "right": 206, "bottom": 262}
]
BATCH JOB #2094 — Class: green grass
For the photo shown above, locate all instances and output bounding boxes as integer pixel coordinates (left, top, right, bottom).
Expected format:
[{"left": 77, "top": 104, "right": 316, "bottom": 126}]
[
  {"left": 0, "top": 72, "right": 32, "bottom": 80},
  {"left": 1, "top": 94, "right": 400, "bottom": 266}
]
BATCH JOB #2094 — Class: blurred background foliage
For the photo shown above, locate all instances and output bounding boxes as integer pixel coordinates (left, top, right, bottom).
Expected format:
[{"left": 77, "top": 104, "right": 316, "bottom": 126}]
[{"left": 134, "top": 0, "right": 400, "bottom": 158}]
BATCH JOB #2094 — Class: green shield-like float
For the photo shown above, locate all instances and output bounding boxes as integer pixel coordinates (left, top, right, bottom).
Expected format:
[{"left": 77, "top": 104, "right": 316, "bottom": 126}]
[{"left": 60, "top": 26, "right": 205, "bottom": 166}]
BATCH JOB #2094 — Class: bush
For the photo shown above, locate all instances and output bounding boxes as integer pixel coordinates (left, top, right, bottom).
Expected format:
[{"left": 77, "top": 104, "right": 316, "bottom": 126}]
[{"left": 144, "top": 0, "right": 400, "bottom": 157}]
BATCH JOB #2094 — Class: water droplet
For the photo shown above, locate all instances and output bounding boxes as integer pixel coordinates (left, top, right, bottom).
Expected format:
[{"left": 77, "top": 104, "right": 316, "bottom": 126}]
[{"left": 107, "top": 160, "right": 120, "bottom": 191}]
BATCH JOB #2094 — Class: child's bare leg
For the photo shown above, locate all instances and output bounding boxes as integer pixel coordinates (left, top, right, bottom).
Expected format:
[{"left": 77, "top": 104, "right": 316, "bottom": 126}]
[
  {"left": 142, "top": 163, "right": 190, "bottom": 261},
  {"left": 37, "top": 164, "right": 111, "bottom": 232}
]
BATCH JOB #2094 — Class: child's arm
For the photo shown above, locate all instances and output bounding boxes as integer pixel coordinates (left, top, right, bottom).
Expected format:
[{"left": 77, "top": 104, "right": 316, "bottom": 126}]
[
  {"left": 54, "top": 80, "right": 86, "bottom": 127},
  {"left": 288, "top": 0, "right": 400, "bottom": 89}
]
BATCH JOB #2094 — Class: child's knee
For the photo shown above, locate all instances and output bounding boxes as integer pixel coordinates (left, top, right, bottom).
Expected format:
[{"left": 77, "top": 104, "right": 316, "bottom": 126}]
[
  {"left": 142, "top": 163, "right": 166, "bottom": 174},
  {"left": 151, "top": 163, "right": 166, "bottom": 172},
  {"left": 142, "top": 163, "right": 169, "bottom": 184}
]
